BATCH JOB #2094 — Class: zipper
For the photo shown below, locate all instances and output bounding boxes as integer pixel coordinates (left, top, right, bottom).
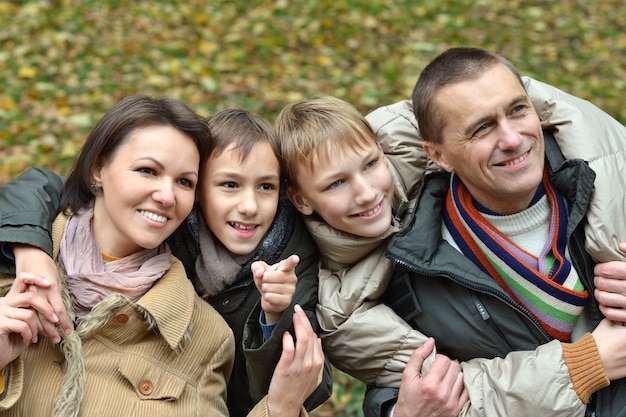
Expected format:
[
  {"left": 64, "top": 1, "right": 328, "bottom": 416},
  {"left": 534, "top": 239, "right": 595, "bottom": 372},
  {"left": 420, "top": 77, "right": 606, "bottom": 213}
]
[{"left": 386, "top": 252, "right": 552, "bottom": 342}]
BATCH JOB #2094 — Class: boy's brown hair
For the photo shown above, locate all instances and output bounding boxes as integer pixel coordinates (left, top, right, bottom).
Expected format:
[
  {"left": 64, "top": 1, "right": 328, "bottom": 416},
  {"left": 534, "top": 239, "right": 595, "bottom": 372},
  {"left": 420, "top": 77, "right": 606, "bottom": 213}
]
[
  {"left": 275, "top": 95, "right": 378, "bottom": 190},
  {"left": 207, "top": 108, "right": 279, "bottom": 163}
]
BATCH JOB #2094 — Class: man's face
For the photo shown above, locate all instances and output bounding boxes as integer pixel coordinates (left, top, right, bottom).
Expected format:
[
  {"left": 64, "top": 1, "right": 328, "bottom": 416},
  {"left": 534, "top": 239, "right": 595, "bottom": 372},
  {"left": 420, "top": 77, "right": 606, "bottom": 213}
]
[{"left": 424, "top": 63, "right": 545, "bottom": 215}]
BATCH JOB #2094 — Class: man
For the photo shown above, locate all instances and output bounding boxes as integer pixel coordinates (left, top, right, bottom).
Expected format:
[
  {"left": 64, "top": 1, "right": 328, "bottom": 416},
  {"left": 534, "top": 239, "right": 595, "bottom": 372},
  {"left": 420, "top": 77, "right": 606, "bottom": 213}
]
[{"left": 366, "top": 47, "right": 626, "bottom": 417}]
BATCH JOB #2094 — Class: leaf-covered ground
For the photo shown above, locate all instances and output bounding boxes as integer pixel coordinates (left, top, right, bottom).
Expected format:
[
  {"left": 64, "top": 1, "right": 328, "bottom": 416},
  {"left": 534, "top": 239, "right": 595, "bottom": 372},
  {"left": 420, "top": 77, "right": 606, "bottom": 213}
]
[
  {"left": 1, "top": 0, "right": 624, "bottom": 186},
  {"left": 1, "top": 1, "right": 624, "bottom": 415}
]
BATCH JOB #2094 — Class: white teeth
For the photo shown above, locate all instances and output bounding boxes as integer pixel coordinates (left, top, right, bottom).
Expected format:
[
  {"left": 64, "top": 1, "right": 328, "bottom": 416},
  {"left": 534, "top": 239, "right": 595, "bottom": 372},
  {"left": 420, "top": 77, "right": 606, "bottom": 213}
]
[
  {"left": 358, "top": 204, "right": 380, "bottom": 217},
  {"left": 140, "top": 210, "right": 167, "bottom": 223},
  {"left": 503, "top": 154, "right": 526, "bottom": 166},
  {"left": 230, "top": 222, "right": 255, "bottom": 230}
]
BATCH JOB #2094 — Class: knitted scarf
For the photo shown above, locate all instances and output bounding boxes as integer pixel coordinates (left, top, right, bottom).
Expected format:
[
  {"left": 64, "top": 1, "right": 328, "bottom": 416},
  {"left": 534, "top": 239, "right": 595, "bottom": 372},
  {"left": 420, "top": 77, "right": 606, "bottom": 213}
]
[
  {"left": 443, "top": 171, "right": 588, "bottom": 341},
  {"left": 54, "top": 205, "right": 172, "bottom": 417},
  {"left": 194, "top": 215, "right": 245, "bottom": 297}
]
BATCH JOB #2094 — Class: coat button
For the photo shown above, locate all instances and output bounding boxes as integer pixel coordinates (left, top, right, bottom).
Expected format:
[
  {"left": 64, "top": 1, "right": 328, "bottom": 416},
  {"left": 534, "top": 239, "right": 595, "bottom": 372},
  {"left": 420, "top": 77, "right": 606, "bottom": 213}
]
[
  {"left": 221, "top": 299, "right": 230, "bottom": 307},
  {"left": 113, "top": 312, "right": 129, "bottom": 326},
  {"left": 139, "top": 380, "right": 154, "bottom": 395}
]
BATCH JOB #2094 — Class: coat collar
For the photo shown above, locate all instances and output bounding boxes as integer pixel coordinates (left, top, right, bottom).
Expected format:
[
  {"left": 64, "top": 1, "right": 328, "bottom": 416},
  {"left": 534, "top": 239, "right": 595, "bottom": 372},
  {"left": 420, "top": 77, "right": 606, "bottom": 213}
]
[
  {"left": 52, "top": 213, "right": 195, "bottom": 351},
  {"left": 304, "top": 164, "right": 410, "bottom": 267}
]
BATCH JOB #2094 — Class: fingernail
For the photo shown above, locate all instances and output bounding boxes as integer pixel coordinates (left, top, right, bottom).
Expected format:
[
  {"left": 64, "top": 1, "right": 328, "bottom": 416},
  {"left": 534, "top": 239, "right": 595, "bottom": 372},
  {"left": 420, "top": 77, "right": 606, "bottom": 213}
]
[
  {"left": 294, "top": 304, "right": 303, "bottom": 313},
  {"left": 64, "top": 327, "right": 72, "bottom": 335},
  {"left": 52, "top": 313, "right": 59, "bottom": 323}
]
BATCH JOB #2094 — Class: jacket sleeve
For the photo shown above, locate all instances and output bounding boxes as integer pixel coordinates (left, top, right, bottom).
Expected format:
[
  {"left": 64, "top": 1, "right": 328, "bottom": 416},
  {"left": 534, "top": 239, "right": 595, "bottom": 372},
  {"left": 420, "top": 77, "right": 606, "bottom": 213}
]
[
  {"left": 365, "top": 99, "right": 441, "bottom": 200},
  {"left": 0, "top": 275, "right": 25, "bottom": 410},
  {"left": 524, "top": 76, "right": 626, "bottom": 263},
  {"left": 246, "top": 396, "right": 308, "bottom": 417},
  {"left": 0, "top": 168, "right": 63, "bottom": 271},
  {"left": 242, "top": 220, "right": 332, "bottom": 411},
  {"left": 458, "top": 341, "right": 586, "bottom": 417},
  {"left": 363, "top": 341, "right": 586, "bottom": 417},
  {"left": 316, "top": 246, "right": 434, "bottom": 387}
]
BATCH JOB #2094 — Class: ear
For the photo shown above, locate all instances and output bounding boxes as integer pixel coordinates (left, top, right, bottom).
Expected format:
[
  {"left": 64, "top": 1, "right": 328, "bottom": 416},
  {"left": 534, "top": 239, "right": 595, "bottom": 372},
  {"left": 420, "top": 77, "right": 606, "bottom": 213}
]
[
  {"left": 90, "top": 157, "right": 105, "bottom": 187},
  {"left": 423, "top": 141, "right": 454, "bottom": 173},
  {"left": 286, "top": 185, "right": 314, "bottom": 216}
]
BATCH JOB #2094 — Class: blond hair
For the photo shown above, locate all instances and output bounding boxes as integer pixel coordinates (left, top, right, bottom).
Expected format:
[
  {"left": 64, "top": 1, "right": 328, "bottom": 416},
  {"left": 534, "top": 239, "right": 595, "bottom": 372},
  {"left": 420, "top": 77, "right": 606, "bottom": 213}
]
[{"left": 275, "top": 95, "right": 377, "bottom": 189}]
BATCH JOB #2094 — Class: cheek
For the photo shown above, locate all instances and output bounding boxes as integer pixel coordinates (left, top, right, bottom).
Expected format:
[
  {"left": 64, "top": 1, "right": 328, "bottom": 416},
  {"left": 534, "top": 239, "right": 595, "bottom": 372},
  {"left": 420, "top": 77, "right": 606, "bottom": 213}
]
[{"left": 178, "top": 191, "right": 197, "bottom": 214}]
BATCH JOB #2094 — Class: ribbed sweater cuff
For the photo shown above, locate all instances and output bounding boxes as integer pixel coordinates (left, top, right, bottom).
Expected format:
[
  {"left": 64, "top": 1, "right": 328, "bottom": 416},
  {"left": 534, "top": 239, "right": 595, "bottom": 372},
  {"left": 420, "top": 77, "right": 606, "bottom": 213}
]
[{"left": 561, "top": 333, "right": 609, "bottom": 403}]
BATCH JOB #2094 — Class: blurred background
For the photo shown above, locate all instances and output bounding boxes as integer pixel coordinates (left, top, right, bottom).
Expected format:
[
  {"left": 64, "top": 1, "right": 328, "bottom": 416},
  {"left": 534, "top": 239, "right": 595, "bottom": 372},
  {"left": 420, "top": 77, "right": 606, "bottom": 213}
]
[{"left": 0, "top": 0, "right": 624, "bottom": 415}]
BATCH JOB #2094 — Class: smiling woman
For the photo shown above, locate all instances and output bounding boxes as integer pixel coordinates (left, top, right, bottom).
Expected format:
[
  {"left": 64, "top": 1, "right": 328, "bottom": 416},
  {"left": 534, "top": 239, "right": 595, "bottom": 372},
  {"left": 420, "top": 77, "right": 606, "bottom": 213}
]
[{"left": 0, "top": 95, "right": 240, "bottom": 417}]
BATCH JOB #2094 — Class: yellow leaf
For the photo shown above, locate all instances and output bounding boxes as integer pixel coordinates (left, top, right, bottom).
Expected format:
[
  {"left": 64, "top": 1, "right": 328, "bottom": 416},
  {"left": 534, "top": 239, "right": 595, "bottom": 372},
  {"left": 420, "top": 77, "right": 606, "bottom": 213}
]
[
  {"left": 18, "top": 66, "right": 37, "bottom": 78},
  {"left": 0, "top": 95, "right": 16, "bottom": 111}
]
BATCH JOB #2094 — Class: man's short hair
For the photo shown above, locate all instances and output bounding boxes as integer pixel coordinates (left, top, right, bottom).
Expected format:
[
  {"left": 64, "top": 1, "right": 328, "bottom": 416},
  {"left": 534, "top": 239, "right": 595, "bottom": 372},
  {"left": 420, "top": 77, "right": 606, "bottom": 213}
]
[{"left": 412, "top": 47, "right": 523, "bottom": 144}]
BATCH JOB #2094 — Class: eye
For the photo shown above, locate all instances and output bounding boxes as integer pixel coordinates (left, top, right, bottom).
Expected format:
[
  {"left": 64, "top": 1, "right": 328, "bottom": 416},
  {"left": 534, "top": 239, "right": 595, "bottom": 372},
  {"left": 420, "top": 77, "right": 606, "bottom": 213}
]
[
  {"left": 259, "top": 183, "right": 276, "bottom": 191},
  {"left": 510, "top": 104, "right": 528, "bottom": 116},
  {"left": 177, "top": 178, "right": 195, "bottom": 189},
  {"left": 365, "top": 159, "right": 377, "bottom": 170},
  {"left": 473, "top": 123, "right": 492, "bottom": 138},
  {"left": 328, "top": 179, "right": 343, "bottom": 190},
  {"left": 138, "top": 167, "right": 157, "bottom": 175},
  {"left": 222, "top": 181, "right": 237, "bottom": 189}
]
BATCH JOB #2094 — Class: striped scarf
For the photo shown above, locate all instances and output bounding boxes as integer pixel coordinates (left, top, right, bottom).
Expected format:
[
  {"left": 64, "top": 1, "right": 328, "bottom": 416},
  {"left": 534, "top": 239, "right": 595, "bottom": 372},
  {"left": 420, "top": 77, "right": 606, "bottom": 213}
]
[{"left": 443, "top": 171, "right": 587, "bottom": 341}]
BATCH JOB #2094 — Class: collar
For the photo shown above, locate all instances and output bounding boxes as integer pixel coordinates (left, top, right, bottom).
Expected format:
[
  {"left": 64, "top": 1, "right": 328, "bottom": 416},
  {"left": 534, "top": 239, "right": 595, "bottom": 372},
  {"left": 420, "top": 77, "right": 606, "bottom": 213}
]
[{"left": 53, "top": 213, "right": 195, "bottom": 351}]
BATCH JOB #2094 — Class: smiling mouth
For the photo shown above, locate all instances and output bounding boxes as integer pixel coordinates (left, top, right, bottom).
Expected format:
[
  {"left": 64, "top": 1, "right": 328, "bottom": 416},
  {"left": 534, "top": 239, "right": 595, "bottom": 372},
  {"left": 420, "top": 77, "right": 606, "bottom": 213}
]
[
  {"left": 229, "top": 222, "right": 258, "bottom": 231},
  {"left": 353, "top": 201, "right": 382, "bottom": 217},
  {"left": 140, "top": 210, "right": 167, "bottom": 223},
  {"left": 499, "top": 150, "right": 529, "bottom": 166}
]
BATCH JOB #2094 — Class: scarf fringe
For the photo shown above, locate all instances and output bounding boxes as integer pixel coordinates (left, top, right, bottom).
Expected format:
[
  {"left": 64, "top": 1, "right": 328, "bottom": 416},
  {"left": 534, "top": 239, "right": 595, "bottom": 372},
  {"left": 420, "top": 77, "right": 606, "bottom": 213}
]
[{"left": 54, "top": 278, "right": 130, "bottom": 417}]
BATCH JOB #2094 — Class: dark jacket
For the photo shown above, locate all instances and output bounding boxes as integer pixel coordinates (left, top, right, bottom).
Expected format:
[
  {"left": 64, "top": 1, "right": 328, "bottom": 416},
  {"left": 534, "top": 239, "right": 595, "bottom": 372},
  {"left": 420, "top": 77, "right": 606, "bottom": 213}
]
[
  {"left": 365, "top": 133, "right": 626, "bottom": 417},
  {"left": 0, "top": 168, "right": 332, "bottom": 417}
]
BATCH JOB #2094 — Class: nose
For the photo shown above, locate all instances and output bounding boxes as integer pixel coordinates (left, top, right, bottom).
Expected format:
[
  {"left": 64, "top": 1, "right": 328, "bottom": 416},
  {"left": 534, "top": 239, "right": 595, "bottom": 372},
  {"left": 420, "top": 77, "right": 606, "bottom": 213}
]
[
  {"left": 497, "top": 120, "right": 524, "bottom": 150},
  {"left": 353, "top": 175, "right": 377, "bottom": 206},
  {"left": 238, "top": 188, "right": 258, "bottom": 215},
  {"left": 153, "top": 180, "right": 175, "bottom": 207}
]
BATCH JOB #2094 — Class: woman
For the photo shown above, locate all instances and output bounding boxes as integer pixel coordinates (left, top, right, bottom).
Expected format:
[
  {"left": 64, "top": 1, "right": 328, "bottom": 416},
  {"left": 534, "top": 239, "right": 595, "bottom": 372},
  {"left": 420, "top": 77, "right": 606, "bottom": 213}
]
[{"left": 0, "top": 95, "right": 323, "bottom": 417}]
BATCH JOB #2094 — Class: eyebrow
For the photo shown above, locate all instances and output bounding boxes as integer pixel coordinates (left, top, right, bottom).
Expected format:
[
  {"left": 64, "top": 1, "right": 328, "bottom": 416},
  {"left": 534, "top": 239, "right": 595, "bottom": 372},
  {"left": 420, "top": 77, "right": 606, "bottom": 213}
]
[
  {"left": 317, "top": 146, "right": 379, "bottom": 182},
  {"left": 138, "top": 156, "right": 198, "bottom": 177},
  {"left": 462, "top": 94, "right": 529, "bottom": 137},
  {"left": 213, "top": 170, "right": 279, "bottom": 182}
]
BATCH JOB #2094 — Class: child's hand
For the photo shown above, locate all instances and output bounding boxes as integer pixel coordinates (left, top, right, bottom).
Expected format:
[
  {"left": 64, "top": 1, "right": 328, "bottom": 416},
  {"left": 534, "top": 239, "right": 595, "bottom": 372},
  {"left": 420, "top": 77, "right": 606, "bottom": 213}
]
[
  {"left": 267, "top": 304, "right": 324, "bottom": 417},
  {"left": 252, "top": 254, "right": 299, "bottom": 324},
  {"left": 0, "top": 273, "right": 59, "bottom": 368}
]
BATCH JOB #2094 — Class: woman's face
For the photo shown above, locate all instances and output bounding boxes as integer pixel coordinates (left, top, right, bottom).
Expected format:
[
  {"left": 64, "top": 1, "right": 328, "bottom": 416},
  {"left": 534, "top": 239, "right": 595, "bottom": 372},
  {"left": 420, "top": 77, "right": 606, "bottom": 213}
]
[{"left": 91, "top": 125, "right": 199, "bottom": 258}]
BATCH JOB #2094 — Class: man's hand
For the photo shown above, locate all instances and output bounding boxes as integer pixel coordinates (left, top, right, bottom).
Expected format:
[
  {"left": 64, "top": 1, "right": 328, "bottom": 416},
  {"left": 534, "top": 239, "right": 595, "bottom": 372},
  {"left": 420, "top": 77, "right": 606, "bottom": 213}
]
[
  {"left": 252, "top": 254, "right": 299, "bottom": 324},
  {"left": 0, "top": 273, "right": 59, "bottom": 367},
  {"left": 13, "top": 244, "right": 73, "bottom": 340},
  {"left": 267, "top": 304, "right": 324, "bottom": 417},
  {"left": 394, "top": 338, "right": 469, "bottom": 417},
  {"left": 592, "top": 318, "right": 626, "bottom": 380},
  {"left": 594, "top": 242, "right": 626, "bottom": 325}
]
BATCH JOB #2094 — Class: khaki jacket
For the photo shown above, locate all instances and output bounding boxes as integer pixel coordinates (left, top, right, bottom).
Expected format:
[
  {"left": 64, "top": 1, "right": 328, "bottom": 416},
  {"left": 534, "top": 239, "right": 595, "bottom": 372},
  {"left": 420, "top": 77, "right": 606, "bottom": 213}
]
[
  {"left": 360, "top": 77, "right": 624, "bottom": 416},
  {"left": 367, "top": 76, "right": 626, "bottom": 262},
  {"left": 0, "top": 214, "right": 290, "bottom": 417},
  {"left": 311, "top": 158, "right": 433, "bottom": 386}
]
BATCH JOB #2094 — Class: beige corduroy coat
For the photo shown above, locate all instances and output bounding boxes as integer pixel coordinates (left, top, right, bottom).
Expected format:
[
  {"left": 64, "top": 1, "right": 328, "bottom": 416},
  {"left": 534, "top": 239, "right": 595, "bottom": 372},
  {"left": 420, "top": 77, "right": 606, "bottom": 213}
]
[{"left": 0, "top": 214, "right": 287, "bottom": 417}]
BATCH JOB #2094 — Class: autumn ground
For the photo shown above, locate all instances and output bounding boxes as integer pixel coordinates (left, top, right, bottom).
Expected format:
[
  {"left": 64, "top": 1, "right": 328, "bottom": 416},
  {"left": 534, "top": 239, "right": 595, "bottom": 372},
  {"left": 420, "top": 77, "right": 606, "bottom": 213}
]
[{"left": 1, "top": 1, "right": 625, "bottom": 415}]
